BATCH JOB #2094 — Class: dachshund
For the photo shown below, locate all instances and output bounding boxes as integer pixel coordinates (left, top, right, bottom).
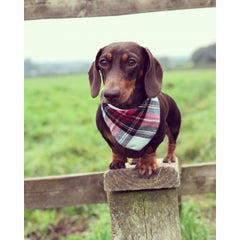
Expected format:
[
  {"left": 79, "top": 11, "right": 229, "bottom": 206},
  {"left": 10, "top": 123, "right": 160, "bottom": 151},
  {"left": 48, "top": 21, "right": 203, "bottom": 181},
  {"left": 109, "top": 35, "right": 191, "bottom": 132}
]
[{"left": 88, "top": 42, "right": 181, "bottom": 176}]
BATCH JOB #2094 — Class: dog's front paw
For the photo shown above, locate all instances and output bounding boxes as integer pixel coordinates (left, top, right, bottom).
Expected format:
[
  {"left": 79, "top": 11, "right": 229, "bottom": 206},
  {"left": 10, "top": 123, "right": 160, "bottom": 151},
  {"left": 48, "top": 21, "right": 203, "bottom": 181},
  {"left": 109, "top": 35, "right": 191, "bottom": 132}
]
[
  {"left": 109, "top": 161, "right": 126, "bottom": 169},
  {"left": 136, "top": 159, "right": 158, "bottom": 177},
  {"left": 109, "top": 152, "right": 127, "bottom": 169}
]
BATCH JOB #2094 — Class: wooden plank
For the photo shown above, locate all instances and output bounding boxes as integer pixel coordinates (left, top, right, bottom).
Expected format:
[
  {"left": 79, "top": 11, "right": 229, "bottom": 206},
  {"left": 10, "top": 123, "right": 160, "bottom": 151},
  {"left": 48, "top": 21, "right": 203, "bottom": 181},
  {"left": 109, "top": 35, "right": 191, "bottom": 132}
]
[
  {"left": 104, "top": 159, "right": 180, "bottom": 192},
  {"left": 24, "top": 172, "right": 107, "bottom": 210},
  {"left": 107, "top": 189, "right": 180, "bottom": 240},
  {"left": 179, "top": 162, "right": 216, "bottom": 195},
  {"left": 24, "top": 162, "right": 216, "bottom": 210},
  {"left": 24, "top": 0, "right": 216, "bottom": 20}
]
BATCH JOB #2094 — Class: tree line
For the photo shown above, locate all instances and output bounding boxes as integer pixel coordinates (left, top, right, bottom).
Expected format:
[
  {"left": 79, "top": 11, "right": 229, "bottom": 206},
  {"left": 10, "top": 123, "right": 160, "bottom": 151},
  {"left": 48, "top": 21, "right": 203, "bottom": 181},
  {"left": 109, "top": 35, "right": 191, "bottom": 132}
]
[
  {"left": 24, "top": 43, "right": 216, "bottom": 77},
  {"left": 191, "top": 43, "right": 216, "bottom": 65}
]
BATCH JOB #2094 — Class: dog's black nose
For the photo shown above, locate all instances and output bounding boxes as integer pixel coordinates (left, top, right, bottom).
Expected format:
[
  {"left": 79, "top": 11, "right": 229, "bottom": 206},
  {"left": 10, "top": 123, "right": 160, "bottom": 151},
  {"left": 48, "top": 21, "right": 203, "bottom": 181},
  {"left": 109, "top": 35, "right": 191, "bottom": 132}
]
[{"left": 103, "top": 89, "right": 120, "bottom": 102}]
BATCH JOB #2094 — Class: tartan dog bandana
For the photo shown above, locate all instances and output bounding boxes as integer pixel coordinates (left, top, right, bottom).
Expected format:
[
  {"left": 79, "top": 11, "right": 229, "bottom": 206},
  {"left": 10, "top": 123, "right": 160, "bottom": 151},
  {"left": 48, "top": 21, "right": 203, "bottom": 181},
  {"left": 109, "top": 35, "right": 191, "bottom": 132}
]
[{"left": 101, "top": 95, "right": 160, "bottom": 151}]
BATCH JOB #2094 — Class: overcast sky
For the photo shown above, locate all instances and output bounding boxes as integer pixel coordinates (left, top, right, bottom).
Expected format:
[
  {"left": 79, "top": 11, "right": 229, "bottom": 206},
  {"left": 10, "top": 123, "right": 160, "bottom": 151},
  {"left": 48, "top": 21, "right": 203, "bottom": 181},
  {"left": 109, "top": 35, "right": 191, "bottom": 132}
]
[{"left": 24, "top": 8, "right": 215, "bottom": 63}]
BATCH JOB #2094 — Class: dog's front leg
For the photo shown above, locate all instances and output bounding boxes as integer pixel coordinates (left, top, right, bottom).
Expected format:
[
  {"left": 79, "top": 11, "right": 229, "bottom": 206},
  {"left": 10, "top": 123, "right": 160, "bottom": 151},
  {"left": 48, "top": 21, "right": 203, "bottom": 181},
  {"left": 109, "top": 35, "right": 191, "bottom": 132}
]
[
  {"left": 136, "top": 151, "right": 158, "bottom": 176},
  {"left": 109, "top": 151, "right": 127, "bottom": 169}
]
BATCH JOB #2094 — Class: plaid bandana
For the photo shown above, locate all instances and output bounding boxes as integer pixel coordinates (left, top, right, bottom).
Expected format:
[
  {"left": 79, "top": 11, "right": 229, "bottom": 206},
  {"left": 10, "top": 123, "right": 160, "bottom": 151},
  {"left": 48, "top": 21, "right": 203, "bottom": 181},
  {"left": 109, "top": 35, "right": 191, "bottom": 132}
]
[{"left": 101, "top": 96, "right": 160, "bottom": 151}]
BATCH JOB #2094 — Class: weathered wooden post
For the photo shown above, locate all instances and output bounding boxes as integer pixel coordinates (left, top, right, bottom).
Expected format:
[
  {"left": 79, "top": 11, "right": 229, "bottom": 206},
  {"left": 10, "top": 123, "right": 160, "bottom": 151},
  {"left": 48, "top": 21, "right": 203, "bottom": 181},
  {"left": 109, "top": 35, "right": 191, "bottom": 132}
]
[{"left": 104, "top": 159, "right": 181, "bottom": 240}]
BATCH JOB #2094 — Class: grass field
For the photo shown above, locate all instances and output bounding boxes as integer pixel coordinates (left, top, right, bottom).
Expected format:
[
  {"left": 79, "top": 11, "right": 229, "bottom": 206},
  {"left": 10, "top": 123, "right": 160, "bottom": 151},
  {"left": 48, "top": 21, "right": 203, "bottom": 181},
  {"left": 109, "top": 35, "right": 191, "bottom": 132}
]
[{"left": 24, "top": 69, "right": 216, "bottom": 239}]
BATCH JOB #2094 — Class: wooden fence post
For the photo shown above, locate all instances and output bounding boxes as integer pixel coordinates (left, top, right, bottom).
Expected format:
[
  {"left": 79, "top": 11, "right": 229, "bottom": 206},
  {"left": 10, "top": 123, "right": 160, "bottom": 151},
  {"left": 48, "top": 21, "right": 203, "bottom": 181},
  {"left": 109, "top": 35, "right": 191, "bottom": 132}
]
[{"left": 104, "top": 159, "right": 181, "bottom": 240}]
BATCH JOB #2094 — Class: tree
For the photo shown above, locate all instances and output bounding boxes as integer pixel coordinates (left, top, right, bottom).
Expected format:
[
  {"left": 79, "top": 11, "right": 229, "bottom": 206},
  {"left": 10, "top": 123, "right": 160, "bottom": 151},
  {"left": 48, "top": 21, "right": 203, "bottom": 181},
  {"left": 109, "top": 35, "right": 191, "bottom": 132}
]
[
  {"left": 191, "top": 43, "right": 216, "bottom": 65},
  {"left": 24, "top": 59, "right": 38, "bottom": 77}
]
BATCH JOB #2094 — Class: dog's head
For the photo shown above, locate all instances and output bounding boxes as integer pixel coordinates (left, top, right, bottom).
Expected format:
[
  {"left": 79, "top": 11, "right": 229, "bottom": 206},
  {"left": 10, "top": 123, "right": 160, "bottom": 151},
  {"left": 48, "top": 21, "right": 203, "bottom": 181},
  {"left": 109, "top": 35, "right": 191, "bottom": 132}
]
[{"left": 88, "top": 42, "right": 163, "bottom": 108}]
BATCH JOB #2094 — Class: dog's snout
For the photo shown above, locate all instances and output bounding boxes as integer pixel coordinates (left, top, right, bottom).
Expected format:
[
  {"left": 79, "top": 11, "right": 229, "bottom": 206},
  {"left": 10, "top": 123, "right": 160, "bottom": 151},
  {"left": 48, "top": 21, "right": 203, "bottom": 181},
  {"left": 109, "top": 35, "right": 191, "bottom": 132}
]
[{"left": 103, "top": 89, "right": 120, "bottom": 102}]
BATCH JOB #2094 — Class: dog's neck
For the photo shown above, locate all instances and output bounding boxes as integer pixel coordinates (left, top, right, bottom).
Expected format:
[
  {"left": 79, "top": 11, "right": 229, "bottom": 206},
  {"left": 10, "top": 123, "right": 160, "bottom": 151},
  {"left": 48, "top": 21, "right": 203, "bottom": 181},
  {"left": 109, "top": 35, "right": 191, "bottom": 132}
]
[{"left": 101, "top": 92, "right": 148, "bottom": 111}]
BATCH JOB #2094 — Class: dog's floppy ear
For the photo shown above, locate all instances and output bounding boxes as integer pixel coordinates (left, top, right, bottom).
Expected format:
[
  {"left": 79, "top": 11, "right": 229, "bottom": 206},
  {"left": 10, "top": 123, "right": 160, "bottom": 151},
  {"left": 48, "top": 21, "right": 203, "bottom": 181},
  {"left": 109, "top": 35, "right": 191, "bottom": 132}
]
[
  {"left": 143, "top": 47, "right": 163, "bottom": 98},
  {"left": 88, "top": 49, "right": 102, "bottom": 98}
]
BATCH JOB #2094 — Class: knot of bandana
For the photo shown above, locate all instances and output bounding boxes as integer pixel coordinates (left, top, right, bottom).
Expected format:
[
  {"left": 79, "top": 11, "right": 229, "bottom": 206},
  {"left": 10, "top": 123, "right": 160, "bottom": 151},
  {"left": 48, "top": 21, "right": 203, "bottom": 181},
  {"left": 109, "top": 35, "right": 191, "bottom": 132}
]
[{"left": 101, "top": 96, "right": 160, "bottom": 151}]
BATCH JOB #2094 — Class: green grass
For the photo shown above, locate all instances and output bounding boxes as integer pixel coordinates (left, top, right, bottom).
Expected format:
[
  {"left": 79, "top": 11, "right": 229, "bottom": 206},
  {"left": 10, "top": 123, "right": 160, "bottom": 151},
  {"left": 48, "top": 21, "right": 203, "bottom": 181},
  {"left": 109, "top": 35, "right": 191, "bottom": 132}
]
[
  {"left": 180, "top": 194, "right": 216, "bottom": 240},
  {"left": 25, "top": 204, "right": 111, "bottom": 240},
  {"left": 24, "top": 74, "right": 107, "bottom": 177},
  {"left": 24, "top": 69, "right": 216, "bottom": 239}
]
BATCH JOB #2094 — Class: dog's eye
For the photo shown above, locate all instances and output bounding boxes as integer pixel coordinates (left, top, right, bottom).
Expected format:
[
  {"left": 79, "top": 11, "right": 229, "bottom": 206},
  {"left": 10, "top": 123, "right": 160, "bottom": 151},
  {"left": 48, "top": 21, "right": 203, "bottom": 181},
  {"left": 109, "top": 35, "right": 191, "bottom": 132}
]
[
  {"left": 99, "top": 59, "right": 108, "bottom": 67},
  {"left": 128, "top": 59, "right": 137, "bottom": 66}
]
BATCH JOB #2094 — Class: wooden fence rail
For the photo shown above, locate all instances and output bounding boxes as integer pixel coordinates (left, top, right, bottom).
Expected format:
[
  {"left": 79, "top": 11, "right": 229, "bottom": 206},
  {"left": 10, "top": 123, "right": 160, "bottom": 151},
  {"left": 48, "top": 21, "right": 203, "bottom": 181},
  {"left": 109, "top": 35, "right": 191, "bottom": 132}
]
[
  {"left": 24, "top": 0, "right": 216, "bottom": 20},
  {"left": 24, "top": 161, "right": 216, "bottom": 210}
]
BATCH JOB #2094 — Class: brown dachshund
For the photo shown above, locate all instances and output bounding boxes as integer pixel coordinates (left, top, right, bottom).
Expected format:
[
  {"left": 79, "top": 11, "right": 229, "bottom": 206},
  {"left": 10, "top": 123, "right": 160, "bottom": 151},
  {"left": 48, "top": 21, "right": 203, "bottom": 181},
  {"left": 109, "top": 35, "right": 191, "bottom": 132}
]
[{"left": 88, "top": 42, "right": 181, "bottom": 176}]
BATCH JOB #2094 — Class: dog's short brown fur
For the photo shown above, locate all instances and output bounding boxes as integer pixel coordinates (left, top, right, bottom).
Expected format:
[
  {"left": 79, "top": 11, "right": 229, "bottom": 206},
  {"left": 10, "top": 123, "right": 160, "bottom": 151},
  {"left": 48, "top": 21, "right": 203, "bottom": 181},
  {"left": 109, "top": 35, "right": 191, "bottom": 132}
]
[{"left": 88, "top": 42, "right": 181, "bottom": 176}]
